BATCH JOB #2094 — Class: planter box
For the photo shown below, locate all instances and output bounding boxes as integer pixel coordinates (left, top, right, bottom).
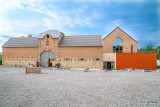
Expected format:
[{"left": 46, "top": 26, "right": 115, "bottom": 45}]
[
  {"left": 143, "top": 70, "right": 152, "bottom": 72},
  {"left": 128, "top": 69, "right": 136, "bottom": 72},
  {"left": 84, "top": 69, "right": 88, "bottom": 72},
  {"left": 26, "top": 67, "right": 41, "bottom": 74}
]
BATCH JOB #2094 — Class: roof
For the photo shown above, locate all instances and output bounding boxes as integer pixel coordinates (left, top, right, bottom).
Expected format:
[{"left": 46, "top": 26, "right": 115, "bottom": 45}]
[
  {"left": 2, "top": 37, "right": 38, "bottom": 48},
  {"left": 58, "top": 35, "right": 103, "bottom": 47},
  {"left": 103, "top": 27, "right": 138, "bottom": 43},
  {"left": 38, "top": 30, "right": 62, "bottom": 39}
]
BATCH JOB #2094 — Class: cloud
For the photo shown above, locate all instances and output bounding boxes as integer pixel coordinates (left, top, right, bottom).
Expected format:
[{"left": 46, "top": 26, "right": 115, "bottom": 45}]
[{"left": 105, "top": 20, "right": 138, "bottom": 42}]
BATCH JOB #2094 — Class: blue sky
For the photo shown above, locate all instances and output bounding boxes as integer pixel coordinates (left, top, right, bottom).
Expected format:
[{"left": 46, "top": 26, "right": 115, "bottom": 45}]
[{"left": 0, "top": 0, "right": 160, "bottom": 52}]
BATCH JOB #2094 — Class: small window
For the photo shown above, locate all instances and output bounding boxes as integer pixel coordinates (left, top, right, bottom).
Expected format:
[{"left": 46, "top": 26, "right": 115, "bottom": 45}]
[
  {"left": 80, "top": 58, "right": 84, "bottom": 62},
  {"left": 66, "top": 58, "right": 70, "bottom": 62},
  {"left": 131, "top": 45, "right": 133, "bottom": 53},
  {"left": 47, "top": 35, "right": 49, "bottom": 38},
  {"left": 96, "top": 58, "right": 100, "bottom": 61}
]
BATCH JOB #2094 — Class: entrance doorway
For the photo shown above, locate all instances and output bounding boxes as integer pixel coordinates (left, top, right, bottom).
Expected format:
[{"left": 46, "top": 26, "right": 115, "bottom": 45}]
[
  {"left": 107, "top": 62, "right": 111, "bottom": 70},
  {"left": 103, "top": 61, "right": 115, "bottom": 70}
]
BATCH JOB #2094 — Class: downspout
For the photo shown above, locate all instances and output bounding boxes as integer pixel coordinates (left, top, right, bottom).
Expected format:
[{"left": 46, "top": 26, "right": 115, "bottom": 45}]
[{"left": 37, "top": 47, "right": 38, "bottom": 67}]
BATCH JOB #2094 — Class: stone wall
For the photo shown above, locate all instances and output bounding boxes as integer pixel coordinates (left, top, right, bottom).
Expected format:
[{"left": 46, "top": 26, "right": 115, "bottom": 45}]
[{"left": 59, "top": 58, "right": 102, "bottom": 69}]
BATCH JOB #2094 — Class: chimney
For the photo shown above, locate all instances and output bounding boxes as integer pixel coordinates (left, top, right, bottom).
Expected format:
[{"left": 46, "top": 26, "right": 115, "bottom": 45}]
[{"left": 28, "top": 35, "right": 32, "bottom": 37}]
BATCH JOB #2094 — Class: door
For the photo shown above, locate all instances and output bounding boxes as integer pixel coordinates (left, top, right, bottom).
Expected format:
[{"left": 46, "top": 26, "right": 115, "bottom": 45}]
[
  {"left": 40, "top": 51, "right": 55, "bottom": 68},
  {"left": 107, "top": 62, "right": 111, "bottom": 70}
]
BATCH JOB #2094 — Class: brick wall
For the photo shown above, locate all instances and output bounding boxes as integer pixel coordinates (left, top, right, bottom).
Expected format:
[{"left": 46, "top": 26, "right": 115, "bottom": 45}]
[
  {"left": 103, "top": 27, "right": 137, "bottom": 53},
  {"left": 2, "top": 47, "right": 37, "bottom": 66},
  {"left": 59, "top": 47, "right": 103, "bottom": 69}
]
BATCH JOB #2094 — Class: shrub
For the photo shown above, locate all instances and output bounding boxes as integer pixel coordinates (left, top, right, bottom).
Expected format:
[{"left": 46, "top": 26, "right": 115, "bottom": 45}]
[
  {"left": 84, "top": 69, "right": 88, "bottom": 72},
  {"left": 55, "top": 63, "right": 60, "bottom": 68},
  {"left": 113, "top": 68, "right": 116, "bottom": 70},
  {"left": 144, "top": 68, "right": 150, "bottom": 70},
  {"left": 132, "top": 68, "right": 135, "bottom": 70}
]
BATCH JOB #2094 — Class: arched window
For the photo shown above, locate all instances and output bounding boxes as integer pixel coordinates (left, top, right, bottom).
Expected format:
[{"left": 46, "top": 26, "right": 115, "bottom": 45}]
[{"left": 113, "top": 37, "right": 123, "bottom": 53}]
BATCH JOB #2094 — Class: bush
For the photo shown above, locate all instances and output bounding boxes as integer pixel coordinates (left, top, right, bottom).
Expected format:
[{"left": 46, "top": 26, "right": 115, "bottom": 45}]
[
  {"left": 55, "top": 63, "right": 60, "bottom": 68},
  {"left": 144, "top": 68, "right": 150, "bottom": 70},
  {"left": 113, "top": 68, "right": 116, "bottom": 70},
  {"left": 84, "top": 69, "right": 88, "bottom": 72},
  {"left": 0, "top": 56, "right": 2, "bottom": 61}
]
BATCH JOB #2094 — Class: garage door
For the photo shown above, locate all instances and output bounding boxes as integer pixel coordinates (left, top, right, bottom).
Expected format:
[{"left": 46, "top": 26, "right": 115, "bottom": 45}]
[{"left": 40, "top": 51, "right": 55, "bottom": 68}]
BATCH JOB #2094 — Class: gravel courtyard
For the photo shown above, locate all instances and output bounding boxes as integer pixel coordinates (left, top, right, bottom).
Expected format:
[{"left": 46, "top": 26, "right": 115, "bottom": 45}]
[{"left": 0, "top": 66, "right": 160, "bottom": 107}]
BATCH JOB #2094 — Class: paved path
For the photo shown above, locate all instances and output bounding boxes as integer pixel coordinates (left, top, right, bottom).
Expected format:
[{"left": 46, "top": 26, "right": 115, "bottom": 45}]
[{"left": 0, "top": 66, "right": 160, "bottom": 107}]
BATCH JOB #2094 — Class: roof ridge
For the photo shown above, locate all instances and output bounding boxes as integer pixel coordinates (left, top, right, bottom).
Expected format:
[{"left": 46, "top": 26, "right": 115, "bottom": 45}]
[{"left": 64, "top": 35, "right": 102, "bottom": 37}]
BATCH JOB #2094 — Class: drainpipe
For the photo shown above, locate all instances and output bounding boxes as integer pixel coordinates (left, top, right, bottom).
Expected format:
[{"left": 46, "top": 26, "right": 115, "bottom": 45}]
[
  {"left": 58, "top": 46, "right": 60, "bottom": 63},
  {"left": 37, "top": 47, "right": 38, "bottom": 67}
]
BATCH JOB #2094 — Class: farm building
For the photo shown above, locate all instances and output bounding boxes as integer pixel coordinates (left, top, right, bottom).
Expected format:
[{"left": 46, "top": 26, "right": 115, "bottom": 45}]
[{"left": 2, "top": 27, "right": 157, "bottom": 70}]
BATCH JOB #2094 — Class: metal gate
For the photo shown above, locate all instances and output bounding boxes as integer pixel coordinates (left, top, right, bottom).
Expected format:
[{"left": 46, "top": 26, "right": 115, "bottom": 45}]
[{"left": 40, "top": 51, "right": 55, "bottom": 68}]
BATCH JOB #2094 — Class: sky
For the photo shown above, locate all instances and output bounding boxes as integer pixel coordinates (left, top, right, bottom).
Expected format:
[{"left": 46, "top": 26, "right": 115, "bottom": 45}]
[{"left": 0, "top": 0, "right": 160, "bottom": 52}]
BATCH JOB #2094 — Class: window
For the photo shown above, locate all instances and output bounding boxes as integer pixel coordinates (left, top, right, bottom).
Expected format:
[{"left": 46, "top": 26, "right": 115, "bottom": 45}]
[
  {"left": 47, "top": 35, "right": 49, "bottom": 38},
  {"left": 131, "top": 45, "right": 133, "bottom": 53},
  {"left": 80, "top": 58, "right": 84, "bottom": 62},
  {"left": 113, "top": 37, "right": 123, "bottom": 53},
  {"left": 96, "top": 58, "right": 100, "bottom": 61},
  {"left": 66, "top": 58, "right": 70, "bottom": 62}
]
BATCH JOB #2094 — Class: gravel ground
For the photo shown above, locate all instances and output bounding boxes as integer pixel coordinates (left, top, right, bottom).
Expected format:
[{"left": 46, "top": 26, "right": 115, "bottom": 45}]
[{"left": 0, "top": 66, "right": 160, "bottom": 107}]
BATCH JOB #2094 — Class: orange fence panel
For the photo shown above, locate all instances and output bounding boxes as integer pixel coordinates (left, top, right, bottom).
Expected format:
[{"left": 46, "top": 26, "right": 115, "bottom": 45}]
[{"left": 116, "top": 53, "right": 157, "bottom": 70}]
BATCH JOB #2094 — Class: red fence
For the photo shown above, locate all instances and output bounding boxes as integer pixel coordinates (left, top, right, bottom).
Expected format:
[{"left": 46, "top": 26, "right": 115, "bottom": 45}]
[{"left": 116, "top": 53, "right": 157, "bottom": 70}]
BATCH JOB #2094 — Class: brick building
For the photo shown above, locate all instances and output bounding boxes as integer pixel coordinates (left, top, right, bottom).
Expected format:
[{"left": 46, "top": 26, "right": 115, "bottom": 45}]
[{"left": 2, "top": 27, "right": 157, "bottom": 70}]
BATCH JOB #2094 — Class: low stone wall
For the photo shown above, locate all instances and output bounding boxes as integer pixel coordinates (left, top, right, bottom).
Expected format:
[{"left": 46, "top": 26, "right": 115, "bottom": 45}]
[
  {"left": 2, "top": 59, "right": 36, "bottom": 67},
  {"left": 26, "top": 67, "right": 41, "bottom": 74},
  {"left": 59, "top": 59, "right": 103, "bottom": 69}
]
